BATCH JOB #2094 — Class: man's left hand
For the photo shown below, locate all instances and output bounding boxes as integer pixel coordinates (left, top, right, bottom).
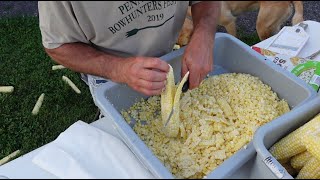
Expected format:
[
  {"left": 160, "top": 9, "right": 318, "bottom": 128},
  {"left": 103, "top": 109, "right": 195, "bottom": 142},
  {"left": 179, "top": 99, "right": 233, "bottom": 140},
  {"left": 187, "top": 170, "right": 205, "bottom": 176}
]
[
  {"left": 181, "top": 29, "right": 213, "bottom": 90},
  {"left": 181, "top": 1, "right": 220, "bottom": 90}
]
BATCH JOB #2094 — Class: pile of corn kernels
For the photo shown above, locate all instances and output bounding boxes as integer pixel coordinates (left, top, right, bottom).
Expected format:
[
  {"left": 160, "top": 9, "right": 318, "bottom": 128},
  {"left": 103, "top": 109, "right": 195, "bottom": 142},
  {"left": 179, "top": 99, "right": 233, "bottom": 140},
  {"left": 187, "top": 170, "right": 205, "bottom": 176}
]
[{"left": 121, "top": 73, "right": 290, "bottom": 179}]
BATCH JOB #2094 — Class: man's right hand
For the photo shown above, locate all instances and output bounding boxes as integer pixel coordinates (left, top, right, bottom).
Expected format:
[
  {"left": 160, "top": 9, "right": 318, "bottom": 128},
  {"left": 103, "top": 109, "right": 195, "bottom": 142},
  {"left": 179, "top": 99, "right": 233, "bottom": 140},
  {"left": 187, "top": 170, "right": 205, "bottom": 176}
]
[
  {"left": 44, "top": 43, "right": 169, "bottom": 96},
  {"left": 115, "top": 57, "right": 170, "bottom": 96}
]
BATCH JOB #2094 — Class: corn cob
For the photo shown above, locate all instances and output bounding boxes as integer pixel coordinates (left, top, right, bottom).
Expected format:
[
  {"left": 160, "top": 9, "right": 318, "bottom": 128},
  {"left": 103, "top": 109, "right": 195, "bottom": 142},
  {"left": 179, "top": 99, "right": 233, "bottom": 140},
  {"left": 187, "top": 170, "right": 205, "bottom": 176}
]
[
  {"left": 161, "top": 65, "right": 176, "bottom": 127},
  {"left": 62, "top": 75, "right": 81, "bottom": 94},
  {"left": 32, "top": 93, "right": 45, "bottom": 115},
  {"left": 0, "top": 86, "right": 14, "bottom": 93},
  {"left": 296, "top": 157, "right": 320, "bottom": 179},
  {"left": 302, "top": 130, "right": 320, "bottom": 161},
  {"left": 167, "top": 71, "right": 189, "bottom": 137},
  {"left": 52, "top": 65, "right": 66, "bottom": 70},
  {"left": 269, "top": 113, "right": 320, "bottom": 160},
  {"left": 0, "top": 150, "right": 20, "bottom": 165},
  {"left": 161, "top": 64, "right": 189, "bottom": 138},
  {"left": 290, "top": 151, "right": 312, "bottom": 171}
]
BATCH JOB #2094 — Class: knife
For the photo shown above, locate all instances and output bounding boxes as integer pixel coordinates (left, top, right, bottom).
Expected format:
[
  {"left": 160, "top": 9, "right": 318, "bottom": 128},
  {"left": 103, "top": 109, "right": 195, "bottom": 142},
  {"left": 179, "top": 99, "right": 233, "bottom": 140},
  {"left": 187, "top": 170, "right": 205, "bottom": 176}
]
[
  {"left": 182, "top": 78, "right": 190, "bottom": 93},
  {"left": 164, "top": 78, "right": 189, "bottom": 128},
  {"left": 164, "top": 108, "right": 174, "bottom": 128}
]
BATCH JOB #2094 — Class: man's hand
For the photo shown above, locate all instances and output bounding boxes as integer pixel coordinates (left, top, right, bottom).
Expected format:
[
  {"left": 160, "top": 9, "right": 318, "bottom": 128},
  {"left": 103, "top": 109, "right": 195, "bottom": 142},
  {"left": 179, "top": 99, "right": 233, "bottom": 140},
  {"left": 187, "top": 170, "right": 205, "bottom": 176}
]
[
  {"left": 45, "top": 43, "right": 169, "bottom": 96},
  {"left": 181, "top": 1, "right": 221, "bottom": 90},
  {"left": 181, "top": 29, "right": 213, "bottom": 89},
  {"left": 117, "top": 57, "right": 169, "bottom": 96}
]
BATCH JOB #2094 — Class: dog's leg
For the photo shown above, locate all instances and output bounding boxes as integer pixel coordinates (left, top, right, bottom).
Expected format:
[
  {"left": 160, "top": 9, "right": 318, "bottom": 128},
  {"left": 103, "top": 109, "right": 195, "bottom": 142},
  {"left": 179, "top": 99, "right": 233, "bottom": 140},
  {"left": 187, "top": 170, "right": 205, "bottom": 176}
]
[
  {"left": 256, "top": 2, "right": 292, "bottom": 40},
  {"left": 219, "top": 7, "right": 237, "bottom": 37},
  {"left": 291, "top": 1, "right": 304, "bottom": 25}
]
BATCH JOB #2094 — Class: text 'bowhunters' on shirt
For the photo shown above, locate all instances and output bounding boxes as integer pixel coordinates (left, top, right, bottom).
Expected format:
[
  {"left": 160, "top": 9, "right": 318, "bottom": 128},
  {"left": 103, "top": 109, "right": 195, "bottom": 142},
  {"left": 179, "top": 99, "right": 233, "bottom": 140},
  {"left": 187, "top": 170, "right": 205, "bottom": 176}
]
[{"left": 39, "top": 1, "right": 200, "bottom": 57}]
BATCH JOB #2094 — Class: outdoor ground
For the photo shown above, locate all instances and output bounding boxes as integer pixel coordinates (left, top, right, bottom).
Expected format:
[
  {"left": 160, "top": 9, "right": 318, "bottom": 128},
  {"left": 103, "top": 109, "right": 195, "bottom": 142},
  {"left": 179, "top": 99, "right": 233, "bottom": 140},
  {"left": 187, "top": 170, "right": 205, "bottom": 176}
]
[{"left": 1, "top": 1, "right": 320, "bottom": 161}]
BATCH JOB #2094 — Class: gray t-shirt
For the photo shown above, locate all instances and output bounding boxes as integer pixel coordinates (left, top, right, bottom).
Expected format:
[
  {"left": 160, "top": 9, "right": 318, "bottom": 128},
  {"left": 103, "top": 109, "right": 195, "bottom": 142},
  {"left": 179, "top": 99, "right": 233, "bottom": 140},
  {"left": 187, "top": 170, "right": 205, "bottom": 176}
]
[{"left": 38, "top": 1, "right": 200, "bottom": 57}]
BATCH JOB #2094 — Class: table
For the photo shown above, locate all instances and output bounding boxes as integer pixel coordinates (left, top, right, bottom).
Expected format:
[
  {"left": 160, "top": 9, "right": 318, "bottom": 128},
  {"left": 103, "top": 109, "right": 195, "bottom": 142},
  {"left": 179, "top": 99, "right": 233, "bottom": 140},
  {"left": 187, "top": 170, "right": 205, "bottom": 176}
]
[
  {"left": 1, "top": 20, "right": 320, "bottom": 179},
  {"left": 254, "top": 20, "right": 320, "bottom": 61},
  {"left": 0, "top": 117, "right": 125, "bottom": 179}
]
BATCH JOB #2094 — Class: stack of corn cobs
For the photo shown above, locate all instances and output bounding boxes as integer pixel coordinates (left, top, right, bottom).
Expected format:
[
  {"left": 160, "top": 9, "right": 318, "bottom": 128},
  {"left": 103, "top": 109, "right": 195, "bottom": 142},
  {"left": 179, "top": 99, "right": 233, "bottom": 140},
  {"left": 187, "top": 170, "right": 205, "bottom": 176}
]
[{"left": 269, "top": 113, "right": 320, "bottom": 179}]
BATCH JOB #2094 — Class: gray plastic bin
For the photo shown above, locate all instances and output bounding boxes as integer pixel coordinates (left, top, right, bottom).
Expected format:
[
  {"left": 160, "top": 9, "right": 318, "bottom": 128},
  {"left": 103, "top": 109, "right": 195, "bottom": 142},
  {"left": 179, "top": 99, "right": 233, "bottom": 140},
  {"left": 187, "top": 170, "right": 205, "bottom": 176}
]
[
  {"left": 253, "top": 94, "right": 320, "bottom": 179},
  {"left": 94, "top": 33, "right": 317, "bottom": 179}
]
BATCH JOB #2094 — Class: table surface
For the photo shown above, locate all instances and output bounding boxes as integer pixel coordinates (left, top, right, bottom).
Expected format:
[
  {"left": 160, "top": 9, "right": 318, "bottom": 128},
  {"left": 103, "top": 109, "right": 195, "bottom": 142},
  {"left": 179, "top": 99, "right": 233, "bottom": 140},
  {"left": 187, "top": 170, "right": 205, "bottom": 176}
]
[
  {"left": 1, "top": 20, "right": 320, "bottom": 179},
  {"left": 0, "top": 117, "right": 123, "bottom": 179},
  {"left": 254, "top": 20, "right": 320, "bottom": 61}
]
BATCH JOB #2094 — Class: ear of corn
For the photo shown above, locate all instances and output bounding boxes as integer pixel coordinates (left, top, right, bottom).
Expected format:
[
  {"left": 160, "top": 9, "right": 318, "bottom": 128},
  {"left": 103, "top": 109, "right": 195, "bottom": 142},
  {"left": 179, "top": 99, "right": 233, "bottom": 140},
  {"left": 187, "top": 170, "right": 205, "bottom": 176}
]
[
  {"left": 302, "top": 130, "right": 320, "bottom": 161},
  {"left": 161, "top": 64, "right": 189, "bottom": 138},
  {"left": 269, "top": 113, "right": 320, "bottom": 160},
  {"left": 290, "top": 151, "right": 312, "bottom": 171},
  {"left": 166, "top": 71, "right": 189, "bottom": 137},
  {"left": 296, "top": 157, "right": 320, "bottom": 179},
  {"left": 161, "top": 65, "right": 176, "bottom": 127}
]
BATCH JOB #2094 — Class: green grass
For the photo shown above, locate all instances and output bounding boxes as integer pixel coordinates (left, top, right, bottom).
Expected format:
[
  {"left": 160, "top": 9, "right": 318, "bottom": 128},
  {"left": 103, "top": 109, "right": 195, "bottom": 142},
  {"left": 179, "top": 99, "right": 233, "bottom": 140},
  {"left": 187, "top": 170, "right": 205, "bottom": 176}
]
[
  {"left": 237, "top": 28, "right": 261, "bottom": 46},
  {"left": 0, "top": 16, "right": 97, "bottom": 160},
  {"left": 0, "top": 16, "right": 261, "bottom": 162}
]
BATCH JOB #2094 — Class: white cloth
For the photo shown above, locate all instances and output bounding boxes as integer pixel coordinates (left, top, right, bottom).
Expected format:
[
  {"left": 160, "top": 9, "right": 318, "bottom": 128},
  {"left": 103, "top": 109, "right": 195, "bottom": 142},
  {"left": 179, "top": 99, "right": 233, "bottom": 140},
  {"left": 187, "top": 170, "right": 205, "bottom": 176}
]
[{"left": 32, "top": 121, "right": 154, "bottom": 179}]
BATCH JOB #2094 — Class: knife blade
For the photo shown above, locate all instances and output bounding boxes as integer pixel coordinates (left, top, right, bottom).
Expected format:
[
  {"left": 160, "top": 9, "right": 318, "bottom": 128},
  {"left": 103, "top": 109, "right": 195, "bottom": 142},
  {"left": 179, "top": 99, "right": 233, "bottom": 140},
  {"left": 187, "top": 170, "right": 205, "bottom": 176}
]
[{"left": 164, "top": 108, "right": 174, "bottom": 127}]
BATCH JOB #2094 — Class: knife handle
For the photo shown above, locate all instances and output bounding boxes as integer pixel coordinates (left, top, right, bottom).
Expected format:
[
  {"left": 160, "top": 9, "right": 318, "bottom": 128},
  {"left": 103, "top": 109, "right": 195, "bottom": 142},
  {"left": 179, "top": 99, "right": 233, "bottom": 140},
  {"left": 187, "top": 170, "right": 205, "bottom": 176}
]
[{"left": 182, "top": 79, "right": 189, "bottom": 92}]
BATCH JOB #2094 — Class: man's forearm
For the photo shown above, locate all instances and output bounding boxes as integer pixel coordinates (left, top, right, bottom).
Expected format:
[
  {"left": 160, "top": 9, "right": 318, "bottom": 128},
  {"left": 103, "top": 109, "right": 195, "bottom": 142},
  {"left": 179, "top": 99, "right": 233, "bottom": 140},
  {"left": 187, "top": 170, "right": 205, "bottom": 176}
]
[
  {"left": 45, "top": 42, "right": 170, "bottom": 96},
  {"left": 45, "top": 43, "right": 125, "bottom": 82},
  {"left": 191, "top": 1, "right": 221, "bottom": 39}
]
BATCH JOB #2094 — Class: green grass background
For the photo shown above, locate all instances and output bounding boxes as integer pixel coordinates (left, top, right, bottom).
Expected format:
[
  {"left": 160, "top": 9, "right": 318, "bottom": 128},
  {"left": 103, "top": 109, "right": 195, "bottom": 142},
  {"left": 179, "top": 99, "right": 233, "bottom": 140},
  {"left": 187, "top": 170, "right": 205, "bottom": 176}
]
[
  {"left": 0, "top": 16, "right": 97, "bottom": 160},
  {"left": 0, "top": 16, "right": 260, "bottom": 161}
]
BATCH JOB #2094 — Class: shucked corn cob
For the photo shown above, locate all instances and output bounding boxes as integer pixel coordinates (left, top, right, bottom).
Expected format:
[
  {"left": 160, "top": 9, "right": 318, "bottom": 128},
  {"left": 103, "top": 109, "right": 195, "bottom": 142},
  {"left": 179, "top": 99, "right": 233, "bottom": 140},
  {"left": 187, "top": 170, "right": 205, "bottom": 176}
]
[
  {"left": 161, "top": 65, "right": 176, "bottom": 137},
  {"left": 296, "top": 157, "right": 320, "bottom": 179},
  {"left": 295, "top": 130, "right": 320, "bottom": 179},
  {"left": 161, "top": 65, "right": 189, "bottom": 138},
  {"left": 302, "top": 130, "right": 320, "bottom": 161},
  {"left": 169, "top": 71, "right": 189, "bottom": 137},
  {"left": 269, "top": 113, "right": 320, "bottom": 160},
  {"left": 290, "top": 151, "right": 312, "bottom": 171}
]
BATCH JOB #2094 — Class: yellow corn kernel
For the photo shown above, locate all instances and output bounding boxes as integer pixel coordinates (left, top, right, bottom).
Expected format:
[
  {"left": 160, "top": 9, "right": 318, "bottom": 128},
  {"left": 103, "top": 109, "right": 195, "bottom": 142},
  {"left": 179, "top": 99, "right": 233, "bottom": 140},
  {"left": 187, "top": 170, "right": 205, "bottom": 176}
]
[
  {"left": 269, "top": 113, "right": 320, "bottom": 160},
  {"left": 296, "top": 157, "right": 320, "bottom": 179},
  {"left": 290, "top": 151, "right": 312, "bottom": 171}
]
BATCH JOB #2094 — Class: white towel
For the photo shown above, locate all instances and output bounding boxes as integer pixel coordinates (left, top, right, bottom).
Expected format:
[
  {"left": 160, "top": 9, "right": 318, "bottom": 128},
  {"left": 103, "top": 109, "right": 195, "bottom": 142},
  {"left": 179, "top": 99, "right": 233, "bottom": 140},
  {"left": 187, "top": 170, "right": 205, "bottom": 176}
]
[{"left": 32, "top": 120, "right": 154, "bottom": 179}]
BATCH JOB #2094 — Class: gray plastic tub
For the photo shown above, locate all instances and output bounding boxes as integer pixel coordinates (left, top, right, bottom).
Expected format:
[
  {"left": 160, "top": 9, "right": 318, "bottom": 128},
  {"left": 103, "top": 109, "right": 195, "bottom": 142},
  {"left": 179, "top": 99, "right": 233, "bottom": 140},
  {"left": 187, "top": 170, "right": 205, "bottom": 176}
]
[
  {"left": 253, "top": 94, "right": 320, "bottom": 179},
  {"left": 94, "top": 33, "right": 317, "bottom": 179}
]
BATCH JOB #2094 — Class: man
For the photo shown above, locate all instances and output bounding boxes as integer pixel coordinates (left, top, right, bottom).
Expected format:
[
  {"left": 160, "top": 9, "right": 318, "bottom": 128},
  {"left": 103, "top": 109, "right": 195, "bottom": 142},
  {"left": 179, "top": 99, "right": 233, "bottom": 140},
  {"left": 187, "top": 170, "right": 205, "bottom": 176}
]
[{"left": 38, "top": 1, "right": 220, "bottom": 98}]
